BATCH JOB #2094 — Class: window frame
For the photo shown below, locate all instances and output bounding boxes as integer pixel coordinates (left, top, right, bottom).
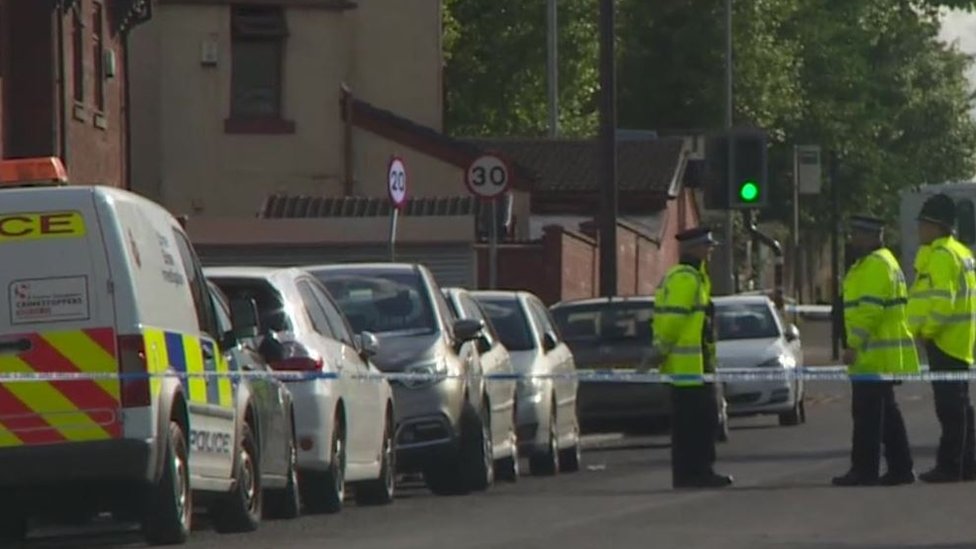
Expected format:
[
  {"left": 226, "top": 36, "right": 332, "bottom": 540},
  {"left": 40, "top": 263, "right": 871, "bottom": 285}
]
[{"left": 226, "top": 4, "right": 294, "bottom": 134}]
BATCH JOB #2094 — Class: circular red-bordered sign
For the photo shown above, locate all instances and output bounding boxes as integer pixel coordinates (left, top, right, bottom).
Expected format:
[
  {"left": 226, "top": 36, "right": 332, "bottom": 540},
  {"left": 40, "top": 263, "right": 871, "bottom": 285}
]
[
  {"left": 465, "top": 153, "right": 511, "bottom": 200},
  {"left": 387, "top": 156, "right": 408, "bottom": 209}
]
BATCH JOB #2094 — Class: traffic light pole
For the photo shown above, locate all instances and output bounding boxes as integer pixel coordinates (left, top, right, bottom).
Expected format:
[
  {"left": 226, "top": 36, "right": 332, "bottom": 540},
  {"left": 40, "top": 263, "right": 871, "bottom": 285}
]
[{"left": 722, "top": 0, "right": 736, "bottom": 295}]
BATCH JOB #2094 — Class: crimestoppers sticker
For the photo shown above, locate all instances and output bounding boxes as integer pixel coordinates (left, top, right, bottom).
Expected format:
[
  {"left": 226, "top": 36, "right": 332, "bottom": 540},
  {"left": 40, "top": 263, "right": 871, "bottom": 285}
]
[{"left": 9, "top": 276, "right": 90, "bottom": 325}]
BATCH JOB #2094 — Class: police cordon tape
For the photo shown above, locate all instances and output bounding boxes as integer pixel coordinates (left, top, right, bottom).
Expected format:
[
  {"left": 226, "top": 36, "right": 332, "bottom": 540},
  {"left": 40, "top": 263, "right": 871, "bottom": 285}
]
[{"left": 1, "top": 365, "right": 976, "bottom": 383}]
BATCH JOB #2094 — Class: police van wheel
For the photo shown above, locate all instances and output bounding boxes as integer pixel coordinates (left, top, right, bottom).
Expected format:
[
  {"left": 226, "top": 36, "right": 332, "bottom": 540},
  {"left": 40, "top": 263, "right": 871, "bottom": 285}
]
[
  {"left": 265, "top": 433, "right": 301, "bottom": 519},
  {"left": 356, "top": 410, "right": 396, "bottom": 506},
  {"left": 212, "top": 423, "right": 262, "bottom": 533},
  {"left": 143, "top": 421, "right": 191, "bottom": 546}
]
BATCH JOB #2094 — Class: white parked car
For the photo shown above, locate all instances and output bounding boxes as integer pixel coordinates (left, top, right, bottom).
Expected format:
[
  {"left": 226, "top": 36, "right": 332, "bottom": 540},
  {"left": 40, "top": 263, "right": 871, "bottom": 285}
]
[
  {"left": 714, "top": 295, "right": 806, "bottom": 426},
  {"left": 206, "top": 267, "right": 396, "bottom": 513},
  {"left": 442, "top": 287, "right": 520, "bottom": 481},
  {"left": 472, "top": 291, "right": 581, "bottom": 475}
]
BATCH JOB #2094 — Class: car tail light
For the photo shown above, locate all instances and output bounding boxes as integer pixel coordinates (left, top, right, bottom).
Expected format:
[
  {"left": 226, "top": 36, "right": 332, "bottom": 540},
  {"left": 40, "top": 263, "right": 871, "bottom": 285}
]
[
  {"left": 118, "top": 335, "right": 150, "bottom": 408},
  {"left": 271, "top": 357, "right": 324, "bottom": 372}
]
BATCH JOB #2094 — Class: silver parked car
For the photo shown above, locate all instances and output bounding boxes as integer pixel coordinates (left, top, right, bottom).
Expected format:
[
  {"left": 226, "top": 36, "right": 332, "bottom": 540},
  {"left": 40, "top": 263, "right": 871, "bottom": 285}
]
[
  {"left": 715, "top": 295, "right": 806, "bottom": 426},
  {"left": 442, "top": 287, "right": 520, "bottom": 482},
  {"left": 308, "top": 263, "right": 495, "bottom": 495},
  {"left": 472, "top": 291, "right": 581, "bottom": 475},
  {"left": 206, "top": 267, "right": 397, "bottom": 513}
]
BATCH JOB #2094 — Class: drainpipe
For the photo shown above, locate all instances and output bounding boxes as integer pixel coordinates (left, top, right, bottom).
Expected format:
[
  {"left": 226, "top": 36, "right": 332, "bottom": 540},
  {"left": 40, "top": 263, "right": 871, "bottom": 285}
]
[
  {"left": 745, "top": 211, "right": 784, "bottom": 310},
  {"left": 56, "top": 1, "right": 67, "bottom": 167},
  {"left": 122, "top": 30, "right": 131, "bottom": 189}
]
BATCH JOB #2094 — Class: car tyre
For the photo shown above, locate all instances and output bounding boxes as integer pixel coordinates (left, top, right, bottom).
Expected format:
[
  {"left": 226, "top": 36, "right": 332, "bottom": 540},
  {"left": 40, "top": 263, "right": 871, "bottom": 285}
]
[
  {"left": 211, "top": 422, "right": 262, "bottom": 533},
  {"left": 142, "top": 421, "right": 191, "bottom": 546},
  {"left": 264, "top": 431, "right": 301, "bottom": 520},
  {"left": 462, "top": 402, "right": 494, "bottom": 492},
  {"left": 559, "top": 421, "right": 582, "bottom": 473},
  {"left": 529, "top": 405, "right": 559, "bottom": 476},
  {"left": 495, "top": 406, "right": 520, "bottom": 483},
  {"left": 779, "top": 394, "right": 805, "bottom": 427},
  {"left": 355, "top": 409, "right": 396, "bottom": 506},
  {"left": 302, "top": 415, "right": 346, "bottom": 514}
]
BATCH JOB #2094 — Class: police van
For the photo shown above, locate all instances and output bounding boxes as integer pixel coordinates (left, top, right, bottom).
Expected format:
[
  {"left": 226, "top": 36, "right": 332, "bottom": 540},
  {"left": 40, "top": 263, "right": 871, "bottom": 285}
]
[{"left": 0, "top": 158, "right": 273, "bottom": 544}]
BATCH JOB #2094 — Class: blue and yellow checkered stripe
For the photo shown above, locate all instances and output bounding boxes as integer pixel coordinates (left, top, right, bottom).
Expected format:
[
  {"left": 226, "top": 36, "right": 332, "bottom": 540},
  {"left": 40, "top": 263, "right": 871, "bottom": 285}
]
[{"left": 143, "top": 327, "right": 236, "bottom": 407}]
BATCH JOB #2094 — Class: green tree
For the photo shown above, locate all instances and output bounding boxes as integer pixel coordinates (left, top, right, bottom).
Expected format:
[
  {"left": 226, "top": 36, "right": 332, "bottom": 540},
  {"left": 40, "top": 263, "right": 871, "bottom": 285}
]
[{"left": 443, "top": 0, "right": 599, "bottom": 136}]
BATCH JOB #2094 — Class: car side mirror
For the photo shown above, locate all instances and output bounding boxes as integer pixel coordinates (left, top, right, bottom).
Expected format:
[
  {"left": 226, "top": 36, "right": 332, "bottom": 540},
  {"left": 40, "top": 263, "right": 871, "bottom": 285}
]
[
  {"left": 453, "top": 318, "right": 484, "bottom": 343},
  {"left": 542, "top": 331, "right": 558, "bottom": 352},
  {"left": 230, "top": 297, "right": 260, "bottom": 340},
  {"left": 355, "top": 331, "right": 380, "bottom": 359},
  {"left": 476, "top": 334, "right": 492, "bottom": 354},
  {"left": 785, "top": 323, "right": 800, "bottom": 342},
  {"left": 220, "top": 330, "right": 237, "bottom": 351}
]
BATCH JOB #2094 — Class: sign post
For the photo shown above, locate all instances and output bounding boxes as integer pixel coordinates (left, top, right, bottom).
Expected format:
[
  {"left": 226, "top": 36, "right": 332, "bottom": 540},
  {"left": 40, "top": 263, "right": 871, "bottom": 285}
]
[
  {"left": 792, "top": 145, "right": 821, "bottom": 310},
  {"left": 465, "top": 154, "right": 511, "bottom": 289},
  {"left": 387, "top": 156, "right": 407, "bottom": 262}
]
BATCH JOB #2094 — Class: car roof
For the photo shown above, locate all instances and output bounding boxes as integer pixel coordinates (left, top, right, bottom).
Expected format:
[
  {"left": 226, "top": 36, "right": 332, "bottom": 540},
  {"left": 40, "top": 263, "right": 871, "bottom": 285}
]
[
  {"left": 713, "top": 295, "right": 773, "bottom": 305},
  {"left": 303, "top": 262, "right": 419, "bottom": 275},
  {"left": 204, "top": 266, "right": 303, "bottom": 279},
  {"left": 551, "top": 295, "right": 654, "bottom": 308},
  {"left": 470, "top": 290, "right": 526, "bottom": 300}
]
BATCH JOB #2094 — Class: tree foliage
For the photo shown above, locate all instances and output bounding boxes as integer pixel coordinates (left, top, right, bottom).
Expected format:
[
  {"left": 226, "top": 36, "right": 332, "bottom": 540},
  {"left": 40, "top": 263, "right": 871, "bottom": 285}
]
[{"left": 443, "top": 0, "right": 976, "bottom": 257}]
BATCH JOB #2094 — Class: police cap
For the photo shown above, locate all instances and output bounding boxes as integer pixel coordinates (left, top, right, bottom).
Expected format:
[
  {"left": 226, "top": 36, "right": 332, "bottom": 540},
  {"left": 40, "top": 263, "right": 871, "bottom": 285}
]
[
  {"left": 849, "top": 215, "right": 885, "bottom": 234},
  {"left": 676, "top": 226, "right": 720, "bottom": 247},
  {"left": 917, "top": 193, "right": 956, "bottom": 229}
]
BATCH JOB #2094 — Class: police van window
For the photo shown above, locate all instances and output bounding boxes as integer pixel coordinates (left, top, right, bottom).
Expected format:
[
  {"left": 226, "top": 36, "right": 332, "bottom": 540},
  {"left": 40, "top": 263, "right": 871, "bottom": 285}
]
[
  {"left": 208, "top": 283, "right": 234, "bottom": 337},
  {"left": 957, "top": 199, "right": 976, "bottom": 245},
  {"left": 297, "top": 281, "right": 335, "bottom": 338},
  {"left": 173, "top": 230, "right": 219, "bottom": 338},
  {"left": 309, "top": 281, "right": 355, "bottom": 346}
]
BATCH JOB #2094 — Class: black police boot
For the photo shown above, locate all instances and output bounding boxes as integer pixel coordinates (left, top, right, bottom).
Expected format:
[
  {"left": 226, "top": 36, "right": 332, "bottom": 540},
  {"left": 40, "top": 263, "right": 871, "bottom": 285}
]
[
  {"left": 831, "top": 470, "right": 878, "bottom": 487},
  {"left": 919, "top": 467, "right": 962, "bottom": 483},
  {"left": 879, "top": 470, "right": 916, "bottom": 486},
  {"left": 675, "top": 472, "right": 733, "bottom": 489}
]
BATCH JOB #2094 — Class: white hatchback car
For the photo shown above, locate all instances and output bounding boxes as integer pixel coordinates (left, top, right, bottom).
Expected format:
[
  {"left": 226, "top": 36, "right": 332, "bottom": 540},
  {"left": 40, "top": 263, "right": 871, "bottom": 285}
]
[
  {"left": 714, "top": 295, "right": 806, "bottom": 426},
  {"left": 206, "top": 267, "right": 396, "bottom": 513}
]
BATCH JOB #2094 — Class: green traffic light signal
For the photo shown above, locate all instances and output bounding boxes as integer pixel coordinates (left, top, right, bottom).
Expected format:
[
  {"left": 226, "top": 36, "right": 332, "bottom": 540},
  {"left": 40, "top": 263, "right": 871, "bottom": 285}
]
[{"left": 739, "top": 181, "right": 759, "bottom": 202}]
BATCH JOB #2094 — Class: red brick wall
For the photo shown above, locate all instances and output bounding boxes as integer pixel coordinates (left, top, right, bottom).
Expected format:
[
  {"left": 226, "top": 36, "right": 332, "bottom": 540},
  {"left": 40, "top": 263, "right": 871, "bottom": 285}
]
[
  {"left": 477, "top": 189, "right": 701, "bottom": 305},
  {"left": 1, "top": 0, "right": 127, "bottom": 187}
]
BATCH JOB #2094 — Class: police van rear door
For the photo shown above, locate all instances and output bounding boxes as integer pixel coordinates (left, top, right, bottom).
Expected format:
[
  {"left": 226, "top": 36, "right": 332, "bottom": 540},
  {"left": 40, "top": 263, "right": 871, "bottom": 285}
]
[{"left": 0, "top": 186, "right": 121, "bottom": 449}]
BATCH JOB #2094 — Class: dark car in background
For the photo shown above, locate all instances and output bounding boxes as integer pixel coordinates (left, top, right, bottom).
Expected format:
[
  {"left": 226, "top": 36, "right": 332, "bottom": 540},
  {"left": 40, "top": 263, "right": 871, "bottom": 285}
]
[{"left": 550, "top": 297, "right": 728, "bottom": 440}]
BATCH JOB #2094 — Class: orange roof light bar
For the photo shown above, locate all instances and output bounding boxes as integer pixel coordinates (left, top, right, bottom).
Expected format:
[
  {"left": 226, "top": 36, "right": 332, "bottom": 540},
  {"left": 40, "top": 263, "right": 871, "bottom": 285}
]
[{"left": 0, "top": 157, "right": 69, "bottom": 187}]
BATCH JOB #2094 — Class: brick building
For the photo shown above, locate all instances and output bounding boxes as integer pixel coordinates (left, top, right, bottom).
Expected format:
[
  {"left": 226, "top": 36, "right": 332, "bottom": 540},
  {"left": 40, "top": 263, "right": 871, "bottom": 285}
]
[{"left": 0, "top": 0, "right": 149, "bottom": 185}]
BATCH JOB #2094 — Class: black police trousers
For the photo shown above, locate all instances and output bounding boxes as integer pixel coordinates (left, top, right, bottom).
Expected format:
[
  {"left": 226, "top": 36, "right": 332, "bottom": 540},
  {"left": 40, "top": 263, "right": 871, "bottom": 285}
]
[
  {"left": 927, "top": 343, "right": 976, "bottom": 477},
  {"left": 671, "top": 384, "right": 718, "bottom": 482},
  {"left": 849, "top": 381, "right": 913, "bottom": 479}
]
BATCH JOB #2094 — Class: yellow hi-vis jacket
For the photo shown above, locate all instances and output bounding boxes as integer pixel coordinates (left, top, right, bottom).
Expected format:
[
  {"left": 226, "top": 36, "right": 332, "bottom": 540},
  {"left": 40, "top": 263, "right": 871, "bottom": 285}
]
[
  {"left": 908, "top": 235, "right": 976, "bottom": 364},
  {"left": 843, "top": 247, "right": 920, "bottom": 376},
  {"left": 653, "top": 261, "right": 712, "bottom": 386}
]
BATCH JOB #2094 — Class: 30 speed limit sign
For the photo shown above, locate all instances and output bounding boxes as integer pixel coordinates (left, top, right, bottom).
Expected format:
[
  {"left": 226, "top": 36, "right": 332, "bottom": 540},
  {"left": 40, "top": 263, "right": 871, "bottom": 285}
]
[{"left": 465, "top": 154, "right": 510, "bottom": 199}]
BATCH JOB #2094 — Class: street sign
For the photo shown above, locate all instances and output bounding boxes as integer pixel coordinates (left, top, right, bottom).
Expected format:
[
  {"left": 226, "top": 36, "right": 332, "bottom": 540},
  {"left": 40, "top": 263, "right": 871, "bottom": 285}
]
[
  {"left": 796, "top": 145, "right": 822, "bottom": 195},
  {"left": 465, "top": 154, "right": 510, "bottom": 200},
  {"left": 388, "top": 156, "right": 407, "bottom": 209}
]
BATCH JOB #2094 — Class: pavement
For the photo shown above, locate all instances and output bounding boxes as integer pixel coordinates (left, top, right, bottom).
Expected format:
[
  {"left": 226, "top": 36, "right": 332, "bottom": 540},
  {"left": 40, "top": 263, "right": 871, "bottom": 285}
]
[{"left": 20, "top": 379, "right": 976, "bottom": 549}]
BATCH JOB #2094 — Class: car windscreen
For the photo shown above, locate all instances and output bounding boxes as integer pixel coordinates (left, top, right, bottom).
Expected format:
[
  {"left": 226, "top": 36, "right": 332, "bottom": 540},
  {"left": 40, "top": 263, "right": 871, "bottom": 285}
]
[
  {"left": 716, "top": 302, "right": 780, "bottom": 340},
  {"left": 209, "top": 278, "right": 293, "bottom": 333},
  {"left": 314, "top": 270, "right": 437, "bottom": 336},
  {"left": 475, "top": 297, "right": 535, "bottom": 351},
  {"left": 551, "top": 302, "right": 653, "bottom": 346}
]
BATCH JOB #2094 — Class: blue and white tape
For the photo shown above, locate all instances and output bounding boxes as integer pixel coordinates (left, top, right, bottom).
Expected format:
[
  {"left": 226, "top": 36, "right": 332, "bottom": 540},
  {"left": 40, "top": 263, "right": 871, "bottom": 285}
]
[{"left": 0, "top": 365, "right": 974, "bottom": 383}]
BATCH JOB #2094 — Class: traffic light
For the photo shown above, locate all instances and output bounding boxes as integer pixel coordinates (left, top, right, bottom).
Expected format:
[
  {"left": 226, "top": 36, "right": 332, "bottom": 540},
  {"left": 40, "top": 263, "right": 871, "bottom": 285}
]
[{"left": 705, "top": 128, "right": 769, "bottom": 210}]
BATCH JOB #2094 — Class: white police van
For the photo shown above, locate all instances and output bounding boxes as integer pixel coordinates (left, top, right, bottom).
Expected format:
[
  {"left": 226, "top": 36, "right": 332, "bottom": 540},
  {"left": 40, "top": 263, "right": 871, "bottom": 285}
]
[{"left": 0, "top": 157, "right": 268, "bottom": 544}]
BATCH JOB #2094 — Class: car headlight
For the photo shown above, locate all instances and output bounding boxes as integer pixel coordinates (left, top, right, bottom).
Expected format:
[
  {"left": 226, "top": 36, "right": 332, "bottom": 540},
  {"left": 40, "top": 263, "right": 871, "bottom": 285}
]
[
  {"left": 402, "top": 358, "right": 448, "bottom": 388},
  {"left": 757, "top": 354, "right": 796, "bottom": 369}
]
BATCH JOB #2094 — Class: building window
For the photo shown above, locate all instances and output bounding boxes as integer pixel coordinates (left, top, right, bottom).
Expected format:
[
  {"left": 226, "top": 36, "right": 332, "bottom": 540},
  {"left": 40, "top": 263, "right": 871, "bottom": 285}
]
[
  {"left": 92, "top": 2, "right": 104, "bottom": 112},
  {"left": 72, "top": 6, "right": 84, "bottom": 103},
  {"left": 230, "top": 6, "right": 287, "bottom": 120}
]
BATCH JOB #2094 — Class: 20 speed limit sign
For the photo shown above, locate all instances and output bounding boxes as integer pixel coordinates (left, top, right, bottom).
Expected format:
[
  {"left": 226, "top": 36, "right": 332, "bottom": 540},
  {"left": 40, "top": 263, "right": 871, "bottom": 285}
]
[
  {"left": 388, "top": 156, "right": 407, "bottom": 209},
  {"left": 465, "top": 154, "right": 510, "bottom": 199}
]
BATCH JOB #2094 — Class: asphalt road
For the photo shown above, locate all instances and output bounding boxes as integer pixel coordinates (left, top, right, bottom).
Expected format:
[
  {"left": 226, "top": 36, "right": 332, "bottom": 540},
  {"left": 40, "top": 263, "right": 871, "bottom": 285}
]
[{"left": 22, "top": 379, "right": 976, "bottom": 549}]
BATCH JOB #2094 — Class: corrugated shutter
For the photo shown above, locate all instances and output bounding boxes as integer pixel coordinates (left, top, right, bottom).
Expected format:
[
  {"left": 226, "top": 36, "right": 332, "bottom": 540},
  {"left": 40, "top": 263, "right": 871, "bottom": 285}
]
[{"left": 196, "top": 243, "right": 476, "bottom": 288}]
